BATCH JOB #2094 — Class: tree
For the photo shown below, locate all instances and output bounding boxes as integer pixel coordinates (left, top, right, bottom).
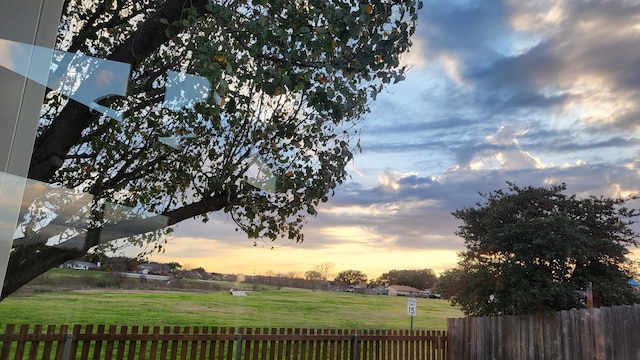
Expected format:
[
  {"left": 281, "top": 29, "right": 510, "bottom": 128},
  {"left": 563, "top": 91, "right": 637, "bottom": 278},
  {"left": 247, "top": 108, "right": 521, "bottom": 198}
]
[
  {"left": 433, "top": 268, "right": 464, "bottom": 299},
  {"left": 304, "top": 270, "right": 322, "bottom": 281},
  {"left": 334, "top": 269, "right": 368, "bottom": 286},
  {"left": 446, "top": 182, "right": 640, "bottom": 316},
  {"left": 313, "top": 262, "right": 335, "bottom": 281},
  {"left": 374, "top": 269, "right": 437, "bottom": 289},
  {"left": 3, "top": 0, "right": 422, "bottom": 300}
]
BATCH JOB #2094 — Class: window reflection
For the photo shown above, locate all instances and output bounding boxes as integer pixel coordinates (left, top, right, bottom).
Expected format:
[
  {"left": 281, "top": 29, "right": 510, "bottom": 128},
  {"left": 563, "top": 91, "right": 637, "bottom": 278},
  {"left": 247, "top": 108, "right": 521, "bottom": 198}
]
[
  {"left": 1, "top": 35, "right": 280, "bottom": 297},
  {"left": 0, "top": 38, "right": 278, "bottom": 193},
  {"left": 0, "top": 39, "right": 130, "bottom": 122},
  {"left": 9, "top": 173, "right": 169, "bottom": 252},
  {"left": 246, "top": 154, "right": 277, "bottom": 193},
  {"left": 162, "top": 70, "right": 212, "bottom": 111}
]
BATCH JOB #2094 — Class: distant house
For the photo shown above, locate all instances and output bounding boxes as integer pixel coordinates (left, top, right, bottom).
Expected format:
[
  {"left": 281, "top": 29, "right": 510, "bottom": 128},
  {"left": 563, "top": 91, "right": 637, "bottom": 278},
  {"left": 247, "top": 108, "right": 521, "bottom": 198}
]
[
  {"left": 60, "top": 260, "right": 98, "bottom": 270},
  {"left": 137, "top": 262, "right": 169, "bottom": 275},
  {"left": 384, "top": 285, "right": 424, "bottom": 297},
  {"left": 101, "top": 257, "right": 132, "bottom": 272},
  {"left": 353, "top": 283, "right": 368, "bottom": 294}
]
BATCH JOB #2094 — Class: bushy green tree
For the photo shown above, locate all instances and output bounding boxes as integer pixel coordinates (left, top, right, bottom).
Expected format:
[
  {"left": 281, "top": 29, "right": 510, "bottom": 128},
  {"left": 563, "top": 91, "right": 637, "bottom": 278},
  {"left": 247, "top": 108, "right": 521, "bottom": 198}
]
[
  {"left": 444, "top": 182, "right": 640, "bottom": 316},
  {"left": 3, "top": 0, "right": 422, "bottom": 300},
  {"left": 434, "top": 268, "right": 464, "bottom": 299},
  {"left": 374, "top": 269, "right": 437, "bottom": 289},
  {"left": 334, "top": 269, "right": 368, "bottom": 286}
]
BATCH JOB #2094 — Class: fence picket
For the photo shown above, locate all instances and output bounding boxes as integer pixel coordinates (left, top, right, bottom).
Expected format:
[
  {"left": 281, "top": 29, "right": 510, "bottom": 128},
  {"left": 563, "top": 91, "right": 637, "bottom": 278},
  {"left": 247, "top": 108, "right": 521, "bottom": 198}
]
[
  {"left": 26, "top": 324, "right": 41, "bottom": 360},
  {"left": 446, "top": 304, "right": 640, "bottom": 359},
  {"left": 79, "top": 324, "right": 92, "bottom": 360},
  {"left": 298, "top": 328, "right": 307, "bottom": 360},
  {"left": 12, "top": 324, "right": 28, "bottom": 359},
  {"left": 0, "top": 324, "right": 449, "bottom": 360},
  {"left": 40, "top": 324, "right": 56, "bottom": 360},
  {"left": 189, "top": 326, "right": 200, "bottom": 360}
]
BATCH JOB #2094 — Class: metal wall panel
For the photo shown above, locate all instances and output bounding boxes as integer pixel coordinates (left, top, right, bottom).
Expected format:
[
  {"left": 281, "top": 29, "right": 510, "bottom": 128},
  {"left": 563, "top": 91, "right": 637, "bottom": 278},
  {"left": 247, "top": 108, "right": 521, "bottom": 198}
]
[{"left": 0, "top": 0, "right": 65, "bottom": 297}]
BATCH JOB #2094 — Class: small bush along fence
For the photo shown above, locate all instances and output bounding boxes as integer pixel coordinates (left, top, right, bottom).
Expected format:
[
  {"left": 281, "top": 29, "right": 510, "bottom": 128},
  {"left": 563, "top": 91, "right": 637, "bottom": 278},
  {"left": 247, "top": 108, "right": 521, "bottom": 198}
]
[{"left": 0, "top": 324, "right": 447, "bottom": 360}]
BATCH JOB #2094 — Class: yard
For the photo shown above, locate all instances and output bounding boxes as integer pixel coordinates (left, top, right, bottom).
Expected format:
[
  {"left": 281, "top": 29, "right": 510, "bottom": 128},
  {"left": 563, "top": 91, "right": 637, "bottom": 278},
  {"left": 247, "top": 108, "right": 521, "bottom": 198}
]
[{"left": 0, "top": 275, "right": 461, "bottom": 330}]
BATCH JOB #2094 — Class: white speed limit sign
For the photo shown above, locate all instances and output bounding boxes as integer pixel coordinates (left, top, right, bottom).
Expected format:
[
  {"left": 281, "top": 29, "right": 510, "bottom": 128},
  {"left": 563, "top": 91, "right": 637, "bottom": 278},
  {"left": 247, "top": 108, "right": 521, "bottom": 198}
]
[{"left": 407, "top": 297, "right": 417, "bottom": 316}]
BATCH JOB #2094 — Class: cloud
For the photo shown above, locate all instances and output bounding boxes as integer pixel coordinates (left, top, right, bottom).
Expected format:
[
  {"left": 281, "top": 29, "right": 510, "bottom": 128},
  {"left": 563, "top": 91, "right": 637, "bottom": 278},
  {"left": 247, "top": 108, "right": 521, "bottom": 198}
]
[
  {"left": 465, "top": 0, "right": 640, "bottom": 133},
  {"left": 149, "top": 153, "right": 640, "bottom": 276},
  {"left": 378, "top": 169, "right": 418, "bottom": 192},
  {"left": 359, "top": 0, "right": 640, "bottom": 179},
  {"left": 147, "top": 0, "right": 640, "bottom": 276}
]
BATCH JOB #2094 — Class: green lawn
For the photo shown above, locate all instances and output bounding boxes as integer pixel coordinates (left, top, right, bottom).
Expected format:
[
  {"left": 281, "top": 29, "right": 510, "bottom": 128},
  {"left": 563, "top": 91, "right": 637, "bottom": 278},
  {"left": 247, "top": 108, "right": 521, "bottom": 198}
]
[{"left": 0, "top": 287, "right": 462, "bottom": 330}]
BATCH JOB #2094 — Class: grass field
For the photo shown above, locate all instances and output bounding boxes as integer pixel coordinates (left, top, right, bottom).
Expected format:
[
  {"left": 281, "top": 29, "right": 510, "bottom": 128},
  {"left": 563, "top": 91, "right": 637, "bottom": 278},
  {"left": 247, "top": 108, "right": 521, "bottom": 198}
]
[{"left": 0, "top": 284, "right": 462, "bottom": 330}]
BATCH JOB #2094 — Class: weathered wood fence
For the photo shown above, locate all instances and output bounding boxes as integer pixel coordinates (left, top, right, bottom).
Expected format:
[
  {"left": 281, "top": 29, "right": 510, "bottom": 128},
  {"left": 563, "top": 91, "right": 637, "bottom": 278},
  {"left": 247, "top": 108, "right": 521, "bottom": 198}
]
[
  {"left": 447, "top": 304, "right": 640, "bottom": 359},
  {"left": 0, "top": 325, "right": 447, "bottom": 360}
]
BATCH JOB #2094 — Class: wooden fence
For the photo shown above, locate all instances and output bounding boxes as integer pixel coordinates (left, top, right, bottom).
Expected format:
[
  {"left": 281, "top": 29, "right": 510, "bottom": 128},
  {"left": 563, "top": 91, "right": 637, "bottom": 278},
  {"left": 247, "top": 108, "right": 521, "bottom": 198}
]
[
  {"left": 0, "top": 325, "right": 447, "bottom": 360},
  {"left": 447, "top": 304, "right": 640, "bottom": 359}
]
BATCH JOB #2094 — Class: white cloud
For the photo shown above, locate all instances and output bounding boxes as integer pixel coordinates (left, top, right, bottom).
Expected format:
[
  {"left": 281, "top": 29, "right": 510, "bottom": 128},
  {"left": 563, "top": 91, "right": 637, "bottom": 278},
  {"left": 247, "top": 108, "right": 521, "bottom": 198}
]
[
  {"left": 437, "top": 52, "right": 465, "bottom": 86},
  {"left": 508, "top": 0, "right": 566, "bottom": 32},
  {"left": 401, "top": 37, "right": 428, "bottom": 69},
  {"left": 378, "top": 169, "right": 417, "bottom": 192}
]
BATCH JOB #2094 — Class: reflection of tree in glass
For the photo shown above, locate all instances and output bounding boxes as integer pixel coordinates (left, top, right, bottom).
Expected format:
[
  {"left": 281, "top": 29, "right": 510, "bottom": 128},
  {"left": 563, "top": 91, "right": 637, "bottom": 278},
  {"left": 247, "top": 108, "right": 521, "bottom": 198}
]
[{"left": 3, "top": 0, "right": 422, "bottom": 299}]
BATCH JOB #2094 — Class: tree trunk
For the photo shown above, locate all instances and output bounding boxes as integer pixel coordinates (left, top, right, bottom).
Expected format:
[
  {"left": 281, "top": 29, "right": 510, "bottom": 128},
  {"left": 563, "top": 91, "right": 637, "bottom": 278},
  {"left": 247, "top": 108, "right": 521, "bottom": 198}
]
[
  {"left": 2, "top": 190, "right": 232, "bottom": 300},
  {"left": 2, "top": 0, "right": 217, "bottom": 300},
  {"left": 29, "top": 0, "right": 209, "bottom": 183}
]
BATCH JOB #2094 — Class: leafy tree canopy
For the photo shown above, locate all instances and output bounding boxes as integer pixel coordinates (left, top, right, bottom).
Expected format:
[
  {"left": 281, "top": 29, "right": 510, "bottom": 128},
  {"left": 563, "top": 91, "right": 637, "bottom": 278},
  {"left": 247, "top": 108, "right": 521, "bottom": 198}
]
[
  {"left": 334, "top": 269, "right": 368, "bottom": 286},
  {"left": 3, "top": 0, "right": 422, "bottom": 300},
  {"left": 372, "top": 269, "right": 437, "bottom": 289},
  {"left": 304, "top": 270, "right": 323, "bottom": 282},
  {"left": 441, "top": 182, "right": 640, "bottom": 316}
]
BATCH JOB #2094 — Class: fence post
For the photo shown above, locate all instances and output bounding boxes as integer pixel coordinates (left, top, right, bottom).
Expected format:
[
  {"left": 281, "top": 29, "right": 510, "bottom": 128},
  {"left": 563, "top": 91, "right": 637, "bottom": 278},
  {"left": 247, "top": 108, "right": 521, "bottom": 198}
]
[
  {"left": 62, "top": 333, "right": 74, "bottom": 360},
  {"left": 351, "top": 334, "right": 359, "bottom": 360},
  {"left": 437, "top": 335, "right": 442, "bottom": 360},
  {"left": 234, "top": 333, "right": 243, "bottom": 360}
]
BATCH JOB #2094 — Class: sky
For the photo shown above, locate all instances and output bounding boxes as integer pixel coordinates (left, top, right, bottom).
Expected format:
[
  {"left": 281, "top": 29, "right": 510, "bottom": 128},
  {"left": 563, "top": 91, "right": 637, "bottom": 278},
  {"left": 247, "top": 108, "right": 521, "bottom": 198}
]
[{"left": 149, "top": 0, "right": 640, "bottom": 280}]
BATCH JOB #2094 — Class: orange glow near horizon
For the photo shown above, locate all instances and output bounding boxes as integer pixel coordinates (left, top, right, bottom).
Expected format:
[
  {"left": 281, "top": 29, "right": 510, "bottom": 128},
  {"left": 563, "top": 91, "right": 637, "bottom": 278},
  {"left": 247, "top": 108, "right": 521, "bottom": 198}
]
[
  {"left": 145, "top": 236, "right": 460, "bottom": 280},
  {"left": 145, "top": 236, "right": 640, "bottom": 281}
]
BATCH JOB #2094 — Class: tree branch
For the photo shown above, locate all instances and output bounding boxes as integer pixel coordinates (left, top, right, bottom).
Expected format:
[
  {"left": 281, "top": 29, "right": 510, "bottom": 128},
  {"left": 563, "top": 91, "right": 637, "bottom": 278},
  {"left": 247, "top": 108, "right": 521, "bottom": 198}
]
[
  {"left": 3, "top": 190, "right": 233, "bottom": 300},
  {"left": 30, "top": 0, "right": 209, "bottom": 184}
]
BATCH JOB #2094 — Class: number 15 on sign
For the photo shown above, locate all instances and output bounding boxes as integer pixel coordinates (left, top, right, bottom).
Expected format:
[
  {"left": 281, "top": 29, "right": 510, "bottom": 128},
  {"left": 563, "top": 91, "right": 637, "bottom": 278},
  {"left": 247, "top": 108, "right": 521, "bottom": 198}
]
[
  {"left": 407, "top": 298, "right": 416, "bottom": 331},
  {"left": 407, "top": 297, "right": 417, "bottom": 316}
]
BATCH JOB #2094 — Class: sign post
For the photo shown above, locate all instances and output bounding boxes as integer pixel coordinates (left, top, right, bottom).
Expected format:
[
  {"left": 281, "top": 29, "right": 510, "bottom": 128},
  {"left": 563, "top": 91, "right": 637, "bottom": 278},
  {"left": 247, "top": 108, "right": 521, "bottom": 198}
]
[{"left": 407, "top": 297, "right": 417, "bottom": 331}]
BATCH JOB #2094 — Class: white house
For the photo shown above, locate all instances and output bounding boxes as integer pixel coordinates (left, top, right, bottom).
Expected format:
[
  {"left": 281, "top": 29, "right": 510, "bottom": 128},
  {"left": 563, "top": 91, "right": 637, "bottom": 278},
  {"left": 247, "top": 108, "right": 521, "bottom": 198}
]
[
  {"left": 60, "top": 260, "right": 98, "bottom": 270},
  {"left": 384, "top": 285, "right": 424, "bottom": 297}
]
